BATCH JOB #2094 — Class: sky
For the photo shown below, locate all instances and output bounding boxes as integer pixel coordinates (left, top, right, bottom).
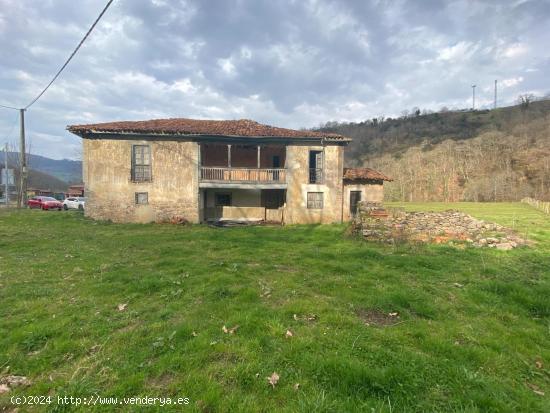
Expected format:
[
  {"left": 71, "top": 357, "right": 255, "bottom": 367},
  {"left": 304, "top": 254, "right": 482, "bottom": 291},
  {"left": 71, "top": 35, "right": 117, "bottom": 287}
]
[{"left": 0, "top": 0, "right": 549, "bottom": 160}]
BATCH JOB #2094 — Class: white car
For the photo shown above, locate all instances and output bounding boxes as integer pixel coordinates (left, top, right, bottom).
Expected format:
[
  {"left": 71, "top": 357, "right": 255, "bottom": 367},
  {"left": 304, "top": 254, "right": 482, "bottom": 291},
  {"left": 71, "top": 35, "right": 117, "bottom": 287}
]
[{"left": 63, "top": 196, "right": 85, "bottom": 211}]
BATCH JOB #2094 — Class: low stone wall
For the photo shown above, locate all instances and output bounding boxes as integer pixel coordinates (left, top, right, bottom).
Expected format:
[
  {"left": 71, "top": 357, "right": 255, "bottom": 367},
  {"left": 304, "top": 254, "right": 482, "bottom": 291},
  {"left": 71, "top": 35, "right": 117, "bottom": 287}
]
[
  {"left": 354, "top": 203, "right": 527, "bottom": 249},
  {"left": 521, "top": 197, "right": 550, "bottom": 214}
]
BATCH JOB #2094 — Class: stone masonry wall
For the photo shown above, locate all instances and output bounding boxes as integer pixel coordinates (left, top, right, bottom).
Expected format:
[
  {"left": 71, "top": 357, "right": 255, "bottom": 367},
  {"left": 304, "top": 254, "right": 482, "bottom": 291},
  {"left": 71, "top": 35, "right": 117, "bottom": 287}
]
[
  {"left": 285, "top": 144, "right": 345, "bottom": 224},
  {"left": 354, "top": 202, "right": 527, "bottom": 249},
  {"left": 83, "top": 138, "right": 199, "bottom": 223}
]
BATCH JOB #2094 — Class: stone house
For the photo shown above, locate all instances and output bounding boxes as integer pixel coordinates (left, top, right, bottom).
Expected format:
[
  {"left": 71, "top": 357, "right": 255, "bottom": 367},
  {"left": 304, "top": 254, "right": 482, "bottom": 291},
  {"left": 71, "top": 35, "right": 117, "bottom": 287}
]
[{"left": 68, "top": 118, "right": 391, "bottom": 224}]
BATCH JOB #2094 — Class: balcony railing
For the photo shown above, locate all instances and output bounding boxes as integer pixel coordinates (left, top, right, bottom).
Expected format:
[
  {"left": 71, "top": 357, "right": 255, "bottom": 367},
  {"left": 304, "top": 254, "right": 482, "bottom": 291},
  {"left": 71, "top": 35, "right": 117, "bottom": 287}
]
[
  {"left": 309, "top": 168, "right": 323, "bottom": 184},
  {"left": 200, "top": 167, "right": 286, "bottom": 183}
]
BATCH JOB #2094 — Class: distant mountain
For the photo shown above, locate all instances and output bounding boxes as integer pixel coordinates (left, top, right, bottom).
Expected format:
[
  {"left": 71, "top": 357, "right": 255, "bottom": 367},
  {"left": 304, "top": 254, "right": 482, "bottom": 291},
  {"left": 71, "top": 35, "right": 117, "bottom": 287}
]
[
  {"left": 5, "top": 152, "right": 82, "bottom": 184},
  {"left": 1, "top": 158, "right": 70, "bottom": 192},
  {"left": 27, "top": 169, "right": 70, "bottom": 192},
  {"left": 317, "top": 98, "right": 550, "bottom": 202}
]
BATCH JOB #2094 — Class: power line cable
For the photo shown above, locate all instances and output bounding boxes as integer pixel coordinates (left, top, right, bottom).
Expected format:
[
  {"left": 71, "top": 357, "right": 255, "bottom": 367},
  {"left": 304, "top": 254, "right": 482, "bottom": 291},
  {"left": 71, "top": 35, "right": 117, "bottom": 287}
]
[
  {"left": 0, "top": 104, "right": 19, "bottom": 111},
  {"left": 23, "top": 0, "right": 115, "bottom": 110}
]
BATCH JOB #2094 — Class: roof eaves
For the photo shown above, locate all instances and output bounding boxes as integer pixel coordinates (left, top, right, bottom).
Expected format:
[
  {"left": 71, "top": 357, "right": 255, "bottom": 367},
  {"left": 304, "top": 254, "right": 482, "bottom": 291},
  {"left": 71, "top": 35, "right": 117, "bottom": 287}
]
[{"left": 68, "top": 128, "right": 351, "bottom": 142}]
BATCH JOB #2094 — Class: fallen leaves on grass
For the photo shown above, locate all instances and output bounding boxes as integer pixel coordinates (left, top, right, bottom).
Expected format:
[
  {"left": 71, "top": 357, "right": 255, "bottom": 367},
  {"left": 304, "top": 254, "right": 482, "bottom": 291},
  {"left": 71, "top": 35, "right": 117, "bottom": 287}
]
[
  {"left": 526, "top": 382, "right": 545, "bottom": 396},
  {"left": 27, "top": 348, "right": 44, "bottom": 356},
  {"left": 293, "top": 314, "right": 317, "bottom": 322},
  {"left": 293, "top": 383, "right": 300, "bottom": 390},
  {"left": 535, "top": 359, "right": 543, "bottom": 369},
  {"left": 222, "top": 325, "right": 239, "bottom": 334},
  {"left": 117, "top": 303, "right": 128, "bottom": 312},
  {"left": 88, "top": 344, "right": 102, "bottom": 354},
  {"left": 267, "top": 372, "right": 279, "bottom": 388},
  {"left": 258, "top": 280, "right": 272, "bottom": 298},
  {"left": 191, "top": 331, "right": 198, "bottom": 337},
  {"left": 285, "top": 329, "right": 293, "bottom": 338},
  {"left": 0, "top": 375, "right": 31, "bottom": 393}
]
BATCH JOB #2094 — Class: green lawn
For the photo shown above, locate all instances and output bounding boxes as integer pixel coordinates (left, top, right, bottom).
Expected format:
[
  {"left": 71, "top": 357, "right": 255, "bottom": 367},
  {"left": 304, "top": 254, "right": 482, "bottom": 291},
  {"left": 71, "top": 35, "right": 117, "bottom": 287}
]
[{"left": 0, "top": 203, "right": 549, "bottom": 412}]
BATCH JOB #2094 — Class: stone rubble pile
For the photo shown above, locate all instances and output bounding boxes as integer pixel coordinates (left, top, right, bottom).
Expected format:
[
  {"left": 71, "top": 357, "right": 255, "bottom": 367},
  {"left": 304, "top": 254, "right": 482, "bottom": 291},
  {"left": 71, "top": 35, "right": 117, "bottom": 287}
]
[{"left": 355, "top": 205, "right": 527, "bottom": 249}]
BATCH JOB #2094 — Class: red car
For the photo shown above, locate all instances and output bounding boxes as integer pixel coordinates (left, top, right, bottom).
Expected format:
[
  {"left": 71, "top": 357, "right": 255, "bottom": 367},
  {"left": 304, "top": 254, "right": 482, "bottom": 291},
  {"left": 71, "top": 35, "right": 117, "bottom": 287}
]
[{"left": 27, "top": 196, "right": 63, "bottom": 210}]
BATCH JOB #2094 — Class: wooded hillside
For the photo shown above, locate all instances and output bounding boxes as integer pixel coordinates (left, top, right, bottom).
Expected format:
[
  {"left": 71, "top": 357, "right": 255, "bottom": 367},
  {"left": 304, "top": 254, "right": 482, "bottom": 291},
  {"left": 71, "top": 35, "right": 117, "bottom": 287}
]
[{"left": 318, "top": 98, "right": 550, "bottom": 201}]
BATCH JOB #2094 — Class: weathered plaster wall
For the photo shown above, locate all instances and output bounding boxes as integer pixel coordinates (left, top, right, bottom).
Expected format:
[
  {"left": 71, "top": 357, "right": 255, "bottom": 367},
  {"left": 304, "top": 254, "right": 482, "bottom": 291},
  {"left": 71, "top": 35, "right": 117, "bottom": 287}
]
[
  {"left": 83, "top": 138, "right": 199, "bottom": 223},
  {"left": 220, "top": 206, "right": 265, "bottom": 220},
  {"left": 342, "top": 181, "right": 385, "bottom": 221},
  {"left": 285, "top": 144, "right": 344, "bottom": 224}
]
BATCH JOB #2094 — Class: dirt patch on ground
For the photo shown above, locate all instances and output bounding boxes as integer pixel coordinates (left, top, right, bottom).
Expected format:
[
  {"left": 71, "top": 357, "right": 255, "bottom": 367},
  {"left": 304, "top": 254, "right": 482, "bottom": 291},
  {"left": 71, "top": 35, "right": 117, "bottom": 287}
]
[
  {"left": 146, "top": 373, "right": 175, "bottom": 389},
  {"left": 355, "top": 308, "right": 401, "bottom": 326}
]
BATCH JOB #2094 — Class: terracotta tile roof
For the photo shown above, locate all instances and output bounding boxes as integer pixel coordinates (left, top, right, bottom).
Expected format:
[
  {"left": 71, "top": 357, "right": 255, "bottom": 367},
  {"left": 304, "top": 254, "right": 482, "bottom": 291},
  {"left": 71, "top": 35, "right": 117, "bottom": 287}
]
[
  {"left": 343, "top": 167, "right": 393, "bottom": 182},
  {"left": 67, "top": 118, "right": 350, "bottom": 141}
]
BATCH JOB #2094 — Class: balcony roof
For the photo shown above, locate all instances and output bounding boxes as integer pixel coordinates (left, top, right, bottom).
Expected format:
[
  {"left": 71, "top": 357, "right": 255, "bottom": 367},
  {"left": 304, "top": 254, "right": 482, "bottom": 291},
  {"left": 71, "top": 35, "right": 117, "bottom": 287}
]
[{"left": 67, "top": 118, "right": 351, "bottom": 143}]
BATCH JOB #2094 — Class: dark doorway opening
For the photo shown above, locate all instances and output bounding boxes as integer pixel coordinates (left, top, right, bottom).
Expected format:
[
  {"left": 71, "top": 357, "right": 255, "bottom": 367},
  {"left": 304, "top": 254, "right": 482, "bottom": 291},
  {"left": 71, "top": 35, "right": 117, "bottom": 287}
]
[
  {"left": 215, "top": 193, "right": 232, "bottom": 207},
  {"left": 350, "top": 191, "right": 361, "bottom": 216},
  {"left": 262, "top": 189, "right": 285, "bottom": 209}
]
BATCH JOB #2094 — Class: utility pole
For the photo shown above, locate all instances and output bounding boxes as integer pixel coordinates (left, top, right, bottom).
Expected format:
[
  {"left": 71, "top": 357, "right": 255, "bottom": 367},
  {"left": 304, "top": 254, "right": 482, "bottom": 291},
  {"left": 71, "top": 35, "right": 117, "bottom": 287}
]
[
  {"left": 471, "top": 84, "right": 476, "bottom": 110},
  {"left": 4, "top": 143, "right": 8, "bottom": 206},
  {"left": 494, "top": 79, "right": 497, "bottom": 109},
  {"left": 17, "top": 108, "right": 27, "bottom": 208}
]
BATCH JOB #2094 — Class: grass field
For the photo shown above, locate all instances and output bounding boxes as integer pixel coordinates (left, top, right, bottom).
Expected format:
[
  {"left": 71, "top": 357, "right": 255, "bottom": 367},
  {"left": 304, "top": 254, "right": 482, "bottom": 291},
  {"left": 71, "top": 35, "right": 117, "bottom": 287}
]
[{"left": 1, "top": 203, "right": 549, "bottom": 412}]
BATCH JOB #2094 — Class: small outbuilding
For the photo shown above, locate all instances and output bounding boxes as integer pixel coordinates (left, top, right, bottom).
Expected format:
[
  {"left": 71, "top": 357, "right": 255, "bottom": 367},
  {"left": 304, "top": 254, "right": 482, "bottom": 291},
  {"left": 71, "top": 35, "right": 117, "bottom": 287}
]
[
  {"left": 66, "top": 184, "right": 85, "bottom": 198},
  {"left": 342, "top": 167, "right": 393, "bottom": 220}
]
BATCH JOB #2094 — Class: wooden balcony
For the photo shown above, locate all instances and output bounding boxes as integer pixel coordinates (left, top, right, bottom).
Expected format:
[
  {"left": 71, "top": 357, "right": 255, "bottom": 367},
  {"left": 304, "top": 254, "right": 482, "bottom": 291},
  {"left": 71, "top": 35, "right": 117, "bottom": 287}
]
[{"left": 199, "top": 167, "right": 286, "bottom": 188}]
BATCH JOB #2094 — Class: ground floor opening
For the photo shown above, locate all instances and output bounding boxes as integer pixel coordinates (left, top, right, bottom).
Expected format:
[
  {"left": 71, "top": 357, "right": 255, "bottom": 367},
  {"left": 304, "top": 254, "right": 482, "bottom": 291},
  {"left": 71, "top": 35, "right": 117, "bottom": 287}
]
[{"left": 200, "top": 188, "right": 286, "bottom": 224}]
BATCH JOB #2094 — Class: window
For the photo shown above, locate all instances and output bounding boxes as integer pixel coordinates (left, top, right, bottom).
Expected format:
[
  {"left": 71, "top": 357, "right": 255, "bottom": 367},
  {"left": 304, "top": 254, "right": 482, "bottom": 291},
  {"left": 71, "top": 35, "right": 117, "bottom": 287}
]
[
  {"left": 215, "top": 193, "right": 232, "bottom": 207},
  {"left": 307, "top": 192, "right": 323, "bottom": 209},
  {"left": 131, "top": 145, "right": 151, "bottom": 182},
  {"left": 309, "top": 150, "right": 323, "bottom": 183},
  {"left": 135, "top": 192, "right": 148, "bottom": 205}
]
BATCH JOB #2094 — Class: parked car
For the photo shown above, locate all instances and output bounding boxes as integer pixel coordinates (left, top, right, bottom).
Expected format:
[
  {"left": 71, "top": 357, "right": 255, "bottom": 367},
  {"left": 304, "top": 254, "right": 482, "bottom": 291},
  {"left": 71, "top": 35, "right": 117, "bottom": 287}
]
[
  {"left": 27, "top": 196, "right": 63, "bottom": 210},
  {"left": 62, "top": 197, "right": 85, "bottom": 211}
]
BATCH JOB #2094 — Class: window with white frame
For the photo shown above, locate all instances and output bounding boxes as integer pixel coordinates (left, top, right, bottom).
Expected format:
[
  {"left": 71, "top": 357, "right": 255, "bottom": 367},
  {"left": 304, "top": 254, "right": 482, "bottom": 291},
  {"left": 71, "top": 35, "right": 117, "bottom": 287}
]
[{"left": 307, "top": 192, "right": 323, "bottom": 209}]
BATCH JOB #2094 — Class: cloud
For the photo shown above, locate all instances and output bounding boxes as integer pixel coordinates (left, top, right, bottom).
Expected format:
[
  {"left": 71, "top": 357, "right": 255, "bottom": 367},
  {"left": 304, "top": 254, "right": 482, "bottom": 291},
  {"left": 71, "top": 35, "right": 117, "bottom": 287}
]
[
  {"left": 501, "top": 76, "right": 524, "bottom": 88},
  {"left": 0, "top": 0, "right": 549, "bottom": 159},
  {"left": 501, "top": 43, "right": 529, "bottom": 59},
  {"left": 437, "top": 41, "right": 479, "bottom": 62}
]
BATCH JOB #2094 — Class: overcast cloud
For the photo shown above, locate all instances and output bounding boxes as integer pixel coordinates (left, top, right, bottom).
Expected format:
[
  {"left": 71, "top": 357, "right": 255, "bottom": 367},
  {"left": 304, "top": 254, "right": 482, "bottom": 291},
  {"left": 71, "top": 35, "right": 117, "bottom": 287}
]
[{"left": 0, "top": 0, "right": 549, "bottom": 159}]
